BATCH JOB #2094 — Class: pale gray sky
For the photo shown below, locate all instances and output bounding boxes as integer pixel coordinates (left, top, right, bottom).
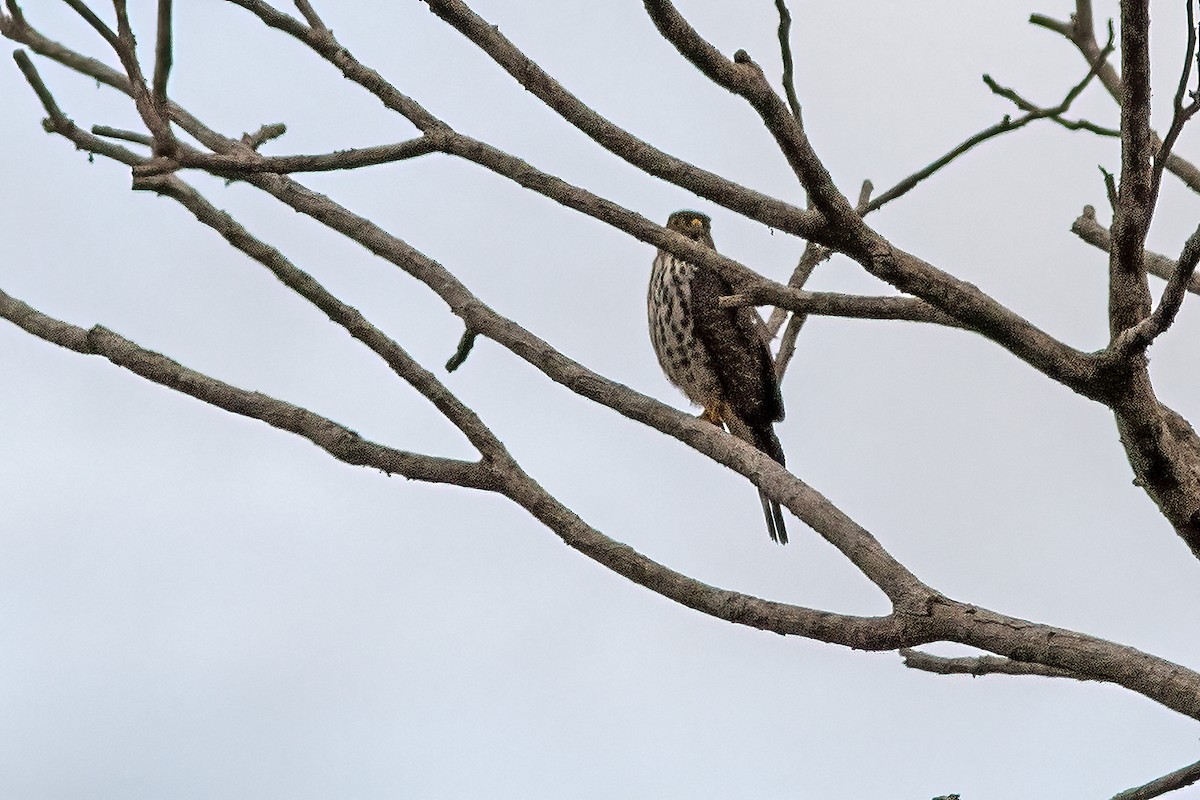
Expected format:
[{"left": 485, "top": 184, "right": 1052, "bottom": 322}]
[{"left": 3, "top": 1, "right": 1200, "bottom": 798}]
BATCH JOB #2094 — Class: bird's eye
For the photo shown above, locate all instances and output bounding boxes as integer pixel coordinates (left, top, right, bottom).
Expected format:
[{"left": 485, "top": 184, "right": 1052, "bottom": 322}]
[{"left": 689, "top": 218, "right": 702, "bottom": 227}]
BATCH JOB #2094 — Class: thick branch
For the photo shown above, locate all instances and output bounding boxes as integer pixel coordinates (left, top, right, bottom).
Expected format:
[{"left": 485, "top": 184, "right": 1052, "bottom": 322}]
[{"left": 1109, "top": 0, "right": 1155, "bottom": 339}]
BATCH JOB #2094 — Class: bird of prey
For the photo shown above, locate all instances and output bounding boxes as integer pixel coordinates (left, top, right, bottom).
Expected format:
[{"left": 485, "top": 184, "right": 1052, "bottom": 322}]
[{"left": 648, "top": 210, "right": 788, "bottom": 543}]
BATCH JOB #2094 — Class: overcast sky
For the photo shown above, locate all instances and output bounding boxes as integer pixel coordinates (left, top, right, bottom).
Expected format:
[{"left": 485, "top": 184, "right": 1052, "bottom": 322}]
[{"left": 3, "top": 1, "right": 1200, "bottom": 798}]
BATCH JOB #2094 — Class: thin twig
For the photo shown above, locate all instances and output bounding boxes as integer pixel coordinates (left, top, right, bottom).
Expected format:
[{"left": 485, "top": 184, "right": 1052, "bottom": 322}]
[
  {"left": 445, "top": 326, "right": 478, "bottom": 372},
  {"left": 92, "top": 124, "right": 153, "bottom": 146},
  {"left": 866, "top": 28, "right": 1116, "bottom": 214},
  {"left": 242, "top": 122, "right": 287, "bottom": 149},
  {"left": 773, "top": 308, "right": 807, "bottom": 380},
  {"left": 773, "top": 0, "right": 802, "bottom": 122},
  {"left": 765, "top": 240, "right": 830, "bottom": 338},
  {"left": 899, "top": 648, "right": 1090, "bottom": 680},
  {"left": 109, "top": 0, "right": 177, "bottom": 154},
  {"left": 1150, "top": 0, "right": 1200, "bottom": 202}
]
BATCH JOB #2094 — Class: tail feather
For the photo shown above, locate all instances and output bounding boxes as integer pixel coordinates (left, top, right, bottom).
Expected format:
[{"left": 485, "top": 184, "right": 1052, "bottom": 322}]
[
  {"left": 759, "top": 491, "right": 788, "bottom": 544},
  {"left": 724, "top": 409, "right": 789, "bottom": 545}
]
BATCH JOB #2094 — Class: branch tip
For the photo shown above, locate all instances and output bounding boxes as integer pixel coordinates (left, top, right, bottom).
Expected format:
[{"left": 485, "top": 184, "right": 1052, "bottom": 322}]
[{"left": 446, "top": 326, "right": 479, "bottom": 372}]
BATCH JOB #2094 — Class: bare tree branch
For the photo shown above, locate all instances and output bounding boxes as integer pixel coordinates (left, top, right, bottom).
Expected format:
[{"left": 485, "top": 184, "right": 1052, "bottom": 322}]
[
  {"left": 1151, "top": 0, "right": 1200, "bottom": 199},
  {"left": 242, "top": 121, "right": 286, "bottom": 150},
  {"left": 292, "top": 0, "right": 325, "bottom": 30},
  {"left": 1033, "top": 1, "right": 1200, "bottom": 196},
  {"left": 133, "top": 135, "right": 441, "bottom": 175},
  {"left": 91, "top": 123, "right": 153, "bottom": 146},
  {"left": 866, "top": 32, "right": 1117, "bottom": 215},
  {"left": 643, "top": 0, "right": 850, "bottom": 218},
  {"left": 772, "top": 0, "right": 802, "bottom": 122},
  {"left": 984, "top": 74, "right": 1119, "bottom": 137},
  {"left": 720, "top": 289, "right": 963, "bottom": 328},
  {"left": 1, "top": 0, "right": 26, "bottom": 28},
  {"left": 10, "top": 0, "right": 1200, "bottom": 735},
  {"left": 110, "top": 0, "right": 176, "bottom": 153},
  {"left": 900, "top": 648, "right": 1092, "bottom": 681},
  {"left": 151, "top": 0, "right": 172, "bottom": 112},
  {"left": 773, "top": 307, "right": 807, "bottom": 381},
  {"left": 1071, "top": 206, "right": 1200, "bottom": 296},
  {"left": 13, "top": 49, "right": 511, "bottom": 463},
  {"left": 61, "top": 0, "right": 118, "bottom": 49},
  {"left": 1105, "top": 223, "right": 1200, "bottom": 361},
  {"left": 1104, "top": 0, "right": 1152, "bottom": 340},
  {"left": 0, "top": 287, "right": 495, "bottom": 489},
  {"left": 1111, "top": 758, "right": 1200, "bottom": 800},
  {"left": 416, "top": 0, "right": 821, "bottom": 237}
]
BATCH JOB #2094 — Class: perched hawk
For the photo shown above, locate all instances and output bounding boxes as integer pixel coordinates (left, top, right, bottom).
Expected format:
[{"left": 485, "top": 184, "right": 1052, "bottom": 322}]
[{"left": 648, "top": 210, "right": 788, "bottom": 544}]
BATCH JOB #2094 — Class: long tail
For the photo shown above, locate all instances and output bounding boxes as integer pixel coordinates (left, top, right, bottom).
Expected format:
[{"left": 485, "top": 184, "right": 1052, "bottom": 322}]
[{"left": 724, "top": 413, "right": 788, "bottom": 545}]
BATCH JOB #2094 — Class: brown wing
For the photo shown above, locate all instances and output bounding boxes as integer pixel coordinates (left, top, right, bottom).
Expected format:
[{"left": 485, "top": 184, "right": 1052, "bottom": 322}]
[{"left": 689, "top": 265, "right": 784, "bottom": 428}]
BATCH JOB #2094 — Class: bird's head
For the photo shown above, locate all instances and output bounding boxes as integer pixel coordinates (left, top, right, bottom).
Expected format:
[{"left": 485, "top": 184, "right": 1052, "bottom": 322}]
[{"left": 666, "top": 210, "right": 714, "bottom": 246}]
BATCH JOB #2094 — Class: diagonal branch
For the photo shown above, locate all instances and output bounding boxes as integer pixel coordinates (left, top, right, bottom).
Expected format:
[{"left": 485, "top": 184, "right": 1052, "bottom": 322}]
[
  {"left": 1111, "top": 758, "right": 1200, "bottom": 800},
  {"left": 61, "top": 0, "right": 118, "bottom": 48},
  {"left": 643, "top": 0, "right": 852, "bottom": 219},
  {"left": 414, "top": 0, "right": 822, "bottom": 237},
  {"left": 0, "top": 288, "right": 495, "bottom": 490}
]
